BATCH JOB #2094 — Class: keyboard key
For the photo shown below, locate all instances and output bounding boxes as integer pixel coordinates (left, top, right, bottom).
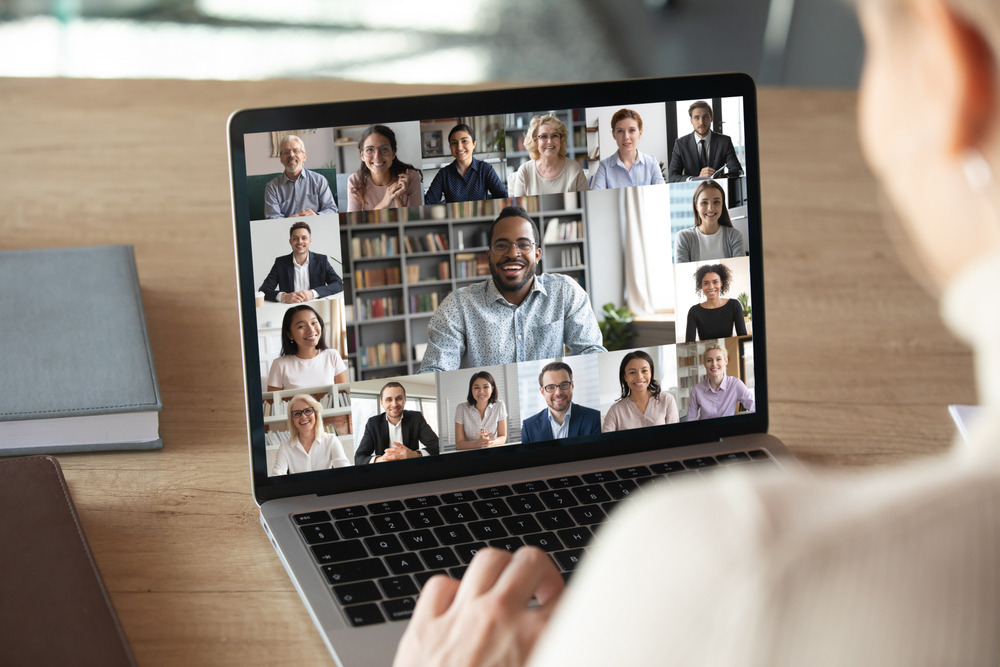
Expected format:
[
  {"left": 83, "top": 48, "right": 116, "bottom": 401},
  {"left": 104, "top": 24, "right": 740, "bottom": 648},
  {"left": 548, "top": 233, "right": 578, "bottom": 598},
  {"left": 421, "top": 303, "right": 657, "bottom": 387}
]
[
  {"left": 683, "top": 457, "right": 718, "bottom": 469},
  {"left": 571, "top": 485, "right": 611, "bottom": 505},
  {"left": 667, "top": 471, "right": 699, "bottom": 482},
  {"left": 434, "top": 524, "right": 474, "bottom": 546},
  {"left": 371, "top": 513, "right": 408, "bottom": 534},
  {"left": 650, "top": 461, "right": 685, "bottom": 475},
  {"left": 537, "top": 509, "right": 574, "bottom": 531},
  {"left": 454, "top": 542, "right": 488, "bottom": 564},
  {"left": 399, "top": 529, "right": 438, "bottom": 551},
  {"left": 582, "top": 470, "right": 617, "bottom": 484},
  {"left": 311, "top": 540, "right": 368, "bottom": 564},
  {"left": 473, "top": 499, "right": 512, "bottom": 519},
  {"left": 557, "top": 527, "right": 593, "bottom": 549},
  {"left": 364, "top": 535, "right": 404, "bottom": 557},
  {"left": 523, "top": 532, "right": 563, "bottom": 552},
  {"left": 323, "top": 558, "right": 388, "bottom": 584},
  {"left": 404, "top": 495, "right": 441, "bottom": 509},
  {"left": 378, "top": 575, "right": 419, "bottom": 598},
  {"left": 511, "top": 479, "right": 548, "bottom": 493},
  {"left": 605, "top": 480, "right": 641, "bottom": 500},
  {"left": 368, "top": 500, "right": 406, "bottom": 514},
  {"left": 507, "top": 494, "right": 545, "bottom": 514},
  {"left": 748, "top": 449, "right": 770, "bottom": 460},
  {"left": 568, "top": 505, "right": 606, "bottom": 526},
  {"left": 469, "top": 519, "right": 508, "bottom": 540},
  {"left": 441, "top": 491, "right": 476, "bottom": 504},
  {"left": 382, "top": 597, "right": 417, "bottom": 621},
  {"left": 601, "top": 501, "right": 619, "bottom": 515},
  {"left": 716, "top": 452, "right": 750, "bottom": 464},
  {"left": 502, "top": 515, "right": 542, "bottom": 535},
  {"left": 547, "top": 475, "right": 583, "bottom": 488},
  {"left": 489, "top": 536, "right": 525, "bottom": 553},
  {"left": 294, "top": 511, "right": 330, "bottom": 525},
  {"left": 405, "top": 508, "right": 445, "bottom": 529},
  {"left": 331, "top": 505, "right": 368, "bottom": 520},
  {"left": 449, "top": 566, "right": 468, "bottom": 579},
  {"left": 553, "top": 549, "right": 585, "bottom": 571},
  {"left": 420, "top": 547, "right": 460, "bottom": 569},
  {"left": 476, "top": 485, "right": 513, "bottom": 499},
  {"left": 344, "top": 603, "right": 384, "bottom": 627},
  {"left": 300, "top": 523, "right": 339, "bottom": 545},
  {"left": 439, "top": 503, "right": 476, "bottom": 524},
  {"left": 636, "top": 475, "right": 668, "bottom": 491},
  {"left": 414, "top": 570, "right": 447, "bottom": 589},
  {"left": 615, "top": 466, "right": 652, "bottom": 479},
  {"left": 333, "top": 580, "right": 382, "bottom": 606},
  {"left": 335, "top": 518, "right": 375, "bottom": 539},
  {"left": 539, "top": 490, "right": 578, "bottom": 509},
  {"left": 385, "top": 553, "right": 425, "bottom": 575}
]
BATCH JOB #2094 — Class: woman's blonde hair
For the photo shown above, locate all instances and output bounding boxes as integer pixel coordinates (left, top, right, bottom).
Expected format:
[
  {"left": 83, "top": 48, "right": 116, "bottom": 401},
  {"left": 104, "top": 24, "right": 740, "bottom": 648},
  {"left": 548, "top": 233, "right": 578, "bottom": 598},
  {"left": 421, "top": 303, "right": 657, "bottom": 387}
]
[
  {"left": 703, "top": 343, "right": 729, "bottom": 361},
  {"left": 524, "top": 114, "right": 569, "bottom": 160},
  {"left": 286, "top": 394, "right": 324, "bottom": 442}
]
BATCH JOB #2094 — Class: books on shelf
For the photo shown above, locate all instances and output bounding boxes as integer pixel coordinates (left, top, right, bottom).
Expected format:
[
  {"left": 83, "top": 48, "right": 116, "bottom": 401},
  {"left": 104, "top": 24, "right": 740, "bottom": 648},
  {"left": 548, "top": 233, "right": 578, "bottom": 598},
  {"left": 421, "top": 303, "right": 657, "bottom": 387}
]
[
  {"left": 328, "top": 414, "right": 352, "bottom": 436},
  {"left": 358, "top": 296, "right": 403, "bottom": 320},
  {"left": 455, "top": 253, "right": 489, "bottom": 279},
  {"left": 352, "top": 234, "right": 400, "bottom": 258},
  {"left": 679, "top": 354, "right": 705, "bottom": 367},
  {"left": 263, "top": 390, "right": 351, "bottom": 417},
  {"left": 544, "top": 218, "right": 584, "bottom": 242},
  {"left": 409, "top": 292, "right": 441, "bottom": 314},
  {"left": 354, "top": 266, "right": 402, "bottom": 288},
  {"left": 560, "top": 246, "right": 582, "bottom": 268},
  {"left": 404, "top": 233, "right": 449, "bottom": 253},
  {"left": 360, "top": 342, "right": 407, "bottom": 369}
]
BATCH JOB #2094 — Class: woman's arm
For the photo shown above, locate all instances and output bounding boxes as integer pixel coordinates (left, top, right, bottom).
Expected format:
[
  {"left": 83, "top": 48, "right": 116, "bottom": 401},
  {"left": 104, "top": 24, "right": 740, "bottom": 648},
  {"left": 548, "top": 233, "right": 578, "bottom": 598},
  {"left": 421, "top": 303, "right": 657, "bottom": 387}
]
[
  {"left": 675, "top": 228, "right": 693, "bottom": 263},
  {"left": 424, "top": 169, "right": 446, "bottom": 205},
  {"left": 485, "top": 162, "right": 509, "bottom": 199},
  {"left": 334, "top": 370, "right": 348, "bottom": 385},
  {"left": 271, "top": 445, "right": 289, "bottom": 476},
  {"left": 664, "top": 393, "right": 679, "bottom": 424},
  {"left": 454, "top": 421, "right": 477, "bottom": 450},
  {"left": 685, "top": 305, "right": 699, "bottom": 342},
  {"left": 487, "top": 418, "right": 508, "bottom": 447},
  {"left": 732, "top": 299, "right": 748, "bottom": 336}
]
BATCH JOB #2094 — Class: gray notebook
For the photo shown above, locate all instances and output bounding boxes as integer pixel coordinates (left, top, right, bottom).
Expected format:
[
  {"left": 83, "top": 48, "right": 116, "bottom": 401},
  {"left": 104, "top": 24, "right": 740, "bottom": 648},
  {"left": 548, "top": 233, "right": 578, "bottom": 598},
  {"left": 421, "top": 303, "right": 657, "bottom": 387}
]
[{"left": 0, "top": 245, "right": 162, "bottom": 456}]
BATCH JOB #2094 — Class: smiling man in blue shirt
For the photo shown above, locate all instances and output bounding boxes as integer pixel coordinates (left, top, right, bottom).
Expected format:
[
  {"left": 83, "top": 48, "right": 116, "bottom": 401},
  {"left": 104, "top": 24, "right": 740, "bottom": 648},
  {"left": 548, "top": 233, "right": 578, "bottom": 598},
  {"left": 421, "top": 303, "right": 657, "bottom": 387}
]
[
  {"left": 263, "top": 135, "right": 338, "bottom": 219},
  {"left": 420, "top": 206, "right": 606, "bottom": 373}
]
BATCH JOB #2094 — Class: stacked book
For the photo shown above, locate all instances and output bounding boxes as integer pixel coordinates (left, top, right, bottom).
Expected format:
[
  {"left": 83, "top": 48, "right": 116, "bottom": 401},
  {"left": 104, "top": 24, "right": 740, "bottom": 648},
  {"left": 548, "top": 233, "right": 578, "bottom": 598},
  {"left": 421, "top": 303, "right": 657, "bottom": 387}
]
[
  {"left": 352, "top": 234, "right": 400, "bottom": 258},
  {"left": 455, "top": 253, "right": 488, "bottom": 279},
  {"left": 358, "top": 296, "right": 403, "bottom": 320},
  {"left": 543, "top": 218, "right": 584, "bottom": 242},
  {"left": 560, "top": 247, "right": 583, "bottom": 268},
  {"left": 360, "top": 343, "right": 406, "bottom": 369},
  {"left": 409, "top": 292, "right": 441, "bottom": 314},
  {"left": 404, "top": 233, "right": 448, "bottom": 253},
  {"left": 354, "top": 266, "right": 402, "bottom": 288}
]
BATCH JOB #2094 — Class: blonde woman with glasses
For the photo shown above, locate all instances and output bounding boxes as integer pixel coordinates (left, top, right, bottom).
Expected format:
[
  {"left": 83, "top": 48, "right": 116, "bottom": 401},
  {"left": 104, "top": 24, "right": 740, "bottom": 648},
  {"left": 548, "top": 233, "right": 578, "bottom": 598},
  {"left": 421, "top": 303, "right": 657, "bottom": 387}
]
[
  {"left": 270, "top": 394, "right": 350, "bottom": 475},
  {"left": 510, "top": 114, "right": 589, "bottom": 196}
]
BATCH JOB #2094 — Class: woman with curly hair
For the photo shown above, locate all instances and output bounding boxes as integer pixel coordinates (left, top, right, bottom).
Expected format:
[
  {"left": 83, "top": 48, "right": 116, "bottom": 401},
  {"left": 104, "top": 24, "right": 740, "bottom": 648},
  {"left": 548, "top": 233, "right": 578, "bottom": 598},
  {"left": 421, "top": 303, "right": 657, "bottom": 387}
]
[
  {"left": 510, "top": 114, "right": 589, "bottom": 196},
  {"left": 684, "top": 262, "right": 747, "bottom": 342},
  {"left": 347, "top": 124, "right": 422, "bottom": 211},
  {"left": 602, "top": 350, "right": 678, "bottom": 432}
]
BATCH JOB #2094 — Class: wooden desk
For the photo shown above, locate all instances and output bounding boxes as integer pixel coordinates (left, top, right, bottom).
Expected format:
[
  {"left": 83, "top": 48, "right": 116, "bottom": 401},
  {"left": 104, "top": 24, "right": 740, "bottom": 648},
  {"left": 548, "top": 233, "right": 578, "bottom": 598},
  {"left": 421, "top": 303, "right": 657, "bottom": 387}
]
[{"left": 0, "top": 79, "right": 975, "bottom": 666}]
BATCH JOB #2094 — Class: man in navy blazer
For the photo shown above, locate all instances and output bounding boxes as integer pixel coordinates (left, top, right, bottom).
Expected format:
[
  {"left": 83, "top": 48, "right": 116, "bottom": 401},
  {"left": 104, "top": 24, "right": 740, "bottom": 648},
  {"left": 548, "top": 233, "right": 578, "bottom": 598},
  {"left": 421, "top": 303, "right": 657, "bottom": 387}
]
[
  {"left": 668, "top": 100, "right": 744, "bottom": 182},
  {"left": 259, "top": 221, "right": 343, "bottom": 303},
  {"left": 521, "top": 361, "right": 602, "bottom": 443}
]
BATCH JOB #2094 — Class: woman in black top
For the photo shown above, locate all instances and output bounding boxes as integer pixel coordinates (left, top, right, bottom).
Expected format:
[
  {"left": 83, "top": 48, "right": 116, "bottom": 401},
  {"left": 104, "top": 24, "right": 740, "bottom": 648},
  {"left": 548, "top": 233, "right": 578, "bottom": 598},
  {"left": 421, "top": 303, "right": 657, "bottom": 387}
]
[{"left": 685, "top": 263, "right": 747, "bottom": 342}]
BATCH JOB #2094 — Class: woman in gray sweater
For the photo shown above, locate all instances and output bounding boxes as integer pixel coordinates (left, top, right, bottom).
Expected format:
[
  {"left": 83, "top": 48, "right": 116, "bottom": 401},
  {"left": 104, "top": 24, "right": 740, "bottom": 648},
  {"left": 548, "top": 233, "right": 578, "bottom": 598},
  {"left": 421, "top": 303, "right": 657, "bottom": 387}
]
[{"left": 674, "top": 180, "right": 745, "bottom": 263}]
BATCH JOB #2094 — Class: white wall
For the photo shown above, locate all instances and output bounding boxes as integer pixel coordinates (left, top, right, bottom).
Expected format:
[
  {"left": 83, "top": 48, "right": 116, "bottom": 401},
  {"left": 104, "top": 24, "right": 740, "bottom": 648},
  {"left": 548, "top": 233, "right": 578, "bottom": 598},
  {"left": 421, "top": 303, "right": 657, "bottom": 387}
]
[
  {"left": 583, "top": 188, "right": 624, "bottom": 313},
  {"left": 249, "top": 217, "right": 343, "bottom": 291},
  {"left": 585, "top": 102, "right": 668, "bottom": 172},
  {"left": 597, "top": 345, "right": 679, "bottom": 425},
  {"left": 673, "top": 256, "right": 752, "bottom": 343},
  {"left": 244, "top": 128, "right": 338, "bottom": 176}
]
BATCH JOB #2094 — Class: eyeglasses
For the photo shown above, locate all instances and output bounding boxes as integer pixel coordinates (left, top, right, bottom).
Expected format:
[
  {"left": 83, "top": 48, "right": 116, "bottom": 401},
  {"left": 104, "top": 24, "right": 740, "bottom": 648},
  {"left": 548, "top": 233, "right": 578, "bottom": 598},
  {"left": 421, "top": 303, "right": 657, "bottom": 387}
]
[
  {"left": 280, "top": 148, "right": 304, "bottom": 157},
  {"left": 290, "top": 407, "right": 315, "bottom": 419},
  {"left": 490, "top": 241, "right": 536, "bottom": 255},
  {"left": 541, "top": 381, "right": 573, "bottom": 393},
  {"left": 536, "top": 132, "right": 561, "bottom": 141},
  {"left": 363, "top": 145, "right": 393, "bottom": 158}
]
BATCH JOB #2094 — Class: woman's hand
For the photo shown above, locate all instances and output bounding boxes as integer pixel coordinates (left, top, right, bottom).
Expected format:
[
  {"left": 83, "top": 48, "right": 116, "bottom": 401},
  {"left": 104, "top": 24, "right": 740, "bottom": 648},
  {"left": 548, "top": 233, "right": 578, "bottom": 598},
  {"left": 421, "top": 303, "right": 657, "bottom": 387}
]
[
  {"left": 378, "top": 177, "right": 406, "bottom": 209},
  {"left": 394, "top": 547, "right": 564, "bottom": 667}
]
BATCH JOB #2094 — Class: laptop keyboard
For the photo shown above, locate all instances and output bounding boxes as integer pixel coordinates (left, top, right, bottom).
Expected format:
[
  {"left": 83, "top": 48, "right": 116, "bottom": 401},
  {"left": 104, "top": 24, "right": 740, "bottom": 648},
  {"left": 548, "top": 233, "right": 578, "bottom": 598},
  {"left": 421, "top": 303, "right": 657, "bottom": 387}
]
[{"left": 292, "top": 449, "right": 775, "bottom": 628}]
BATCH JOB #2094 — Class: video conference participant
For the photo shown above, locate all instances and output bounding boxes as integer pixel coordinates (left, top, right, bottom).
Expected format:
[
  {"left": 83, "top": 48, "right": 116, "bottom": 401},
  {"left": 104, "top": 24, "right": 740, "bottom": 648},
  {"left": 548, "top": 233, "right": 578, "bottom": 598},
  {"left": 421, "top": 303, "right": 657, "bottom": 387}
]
[
  {"left": 510, "top": 115, "right": 589, "bottom": 196},
  {"left": 668, "top": 101, "right": 743, "bottom": 183},
  {"left": 420, "top": 206, "right": 606, "bottom": 372},
  {"left": 266, "top": 305, "right": 349, "bottom": 391},
  {"left": 684, "top": 263, "right": 747, "bottom": 342},
  {"left": 454, "top": 371, "right": 508, "bottom": 449},
  {"left": 424, "top": 124, "right": 509, "bottom": 204},
  {"left": 258, "top": 221, "right": 344, "bottom": 303},
  {"left": 270, "top": 394, "right": 350, "bottom": 475},
  {"left": 521, "top": 361, "right": 602, "bottom": 443},
  {"left": 674, "top": 180, "right": 746, "bottom": 263},
  {"left": 602, "top": 350, "right": 678, "bottom": 431},
  {"left": 263, "top": 135, "right": 338, "bottom": 219},
  {"left": 591, "top": 109, "right": 666, "bottom": 190},
  {"left": 355, "top": 381, "right": 440, "bottom": 464},
  {"left": 347, "top": 125, "right": 423, "bottom": 212},
  {"left": 686, "top": 343, "right": 754, "bottom": 421}
]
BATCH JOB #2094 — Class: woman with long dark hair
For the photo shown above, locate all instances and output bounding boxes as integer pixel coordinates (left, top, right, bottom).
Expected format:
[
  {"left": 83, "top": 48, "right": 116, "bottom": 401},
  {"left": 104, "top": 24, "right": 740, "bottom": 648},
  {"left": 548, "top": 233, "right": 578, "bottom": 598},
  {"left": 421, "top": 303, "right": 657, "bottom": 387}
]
[
  {"left": 454, "top": 370, "right": 508, "bottom": 449},
  {"left": 674, "top": 180, "right": 745, "bottom": 262},
  {"left": 602, "top": 350, "right": 678, "bottom": 431},
  {"left": 346, "top": 124, "right": 422, "bottom": 211},
  {"left": 266, "top": 305, "right": 348, "bottom": 390},
  {"left": 424, "top": 123, "right": 508, "bottom": 204}
]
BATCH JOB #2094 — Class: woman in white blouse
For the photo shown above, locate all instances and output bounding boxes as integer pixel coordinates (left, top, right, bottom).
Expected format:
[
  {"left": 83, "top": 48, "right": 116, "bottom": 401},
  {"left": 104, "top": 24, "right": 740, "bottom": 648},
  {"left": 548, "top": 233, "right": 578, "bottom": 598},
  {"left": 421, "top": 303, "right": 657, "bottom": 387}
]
[
  {"left": 510, "top": 114, "right": 589, "bottom": 197},
  {"left": 267, "top": 305, "right": 348, "bottom": 391},
  {"left": 454, "top": 371, "right": 508, "bottom": 449},
  {"left": 270, "top": 394, "right": 350, "bottom": 475}
]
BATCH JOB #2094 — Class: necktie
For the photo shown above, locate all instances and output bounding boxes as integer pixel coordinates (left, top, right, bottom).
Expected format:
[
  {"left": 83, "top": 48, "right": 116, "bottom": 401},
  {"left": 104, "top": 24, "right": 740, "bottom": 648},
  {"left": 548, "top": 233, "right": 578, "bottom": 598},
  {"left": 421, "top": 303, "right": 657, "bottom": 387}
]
[{"left": 699, "top": 139, "right": 707, "bottom": 170}]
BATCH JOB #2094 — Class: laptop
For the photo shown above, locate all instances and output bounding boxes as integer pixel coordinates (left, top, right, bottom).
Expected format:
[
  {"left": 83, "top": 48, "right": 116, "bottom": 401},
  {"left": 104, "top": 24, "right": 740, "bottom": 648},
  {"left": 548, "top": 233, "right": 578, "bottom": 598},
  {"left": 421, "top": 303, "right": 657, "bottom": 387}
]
[{"left": 227, "top": 73, "right": 799, "bottom": 666}]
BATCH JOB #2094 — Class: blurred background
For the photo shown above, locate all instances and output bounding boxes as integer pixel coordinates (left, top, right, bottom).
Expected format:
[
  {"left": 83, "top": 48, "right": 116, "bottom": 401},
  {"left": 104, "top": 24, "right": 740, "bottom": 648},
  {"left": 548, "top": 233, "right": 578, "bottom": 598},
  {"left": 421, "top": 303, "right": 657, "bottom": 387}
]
[{"left": 0, "top": 0, "right": 863, "bottom": 87}]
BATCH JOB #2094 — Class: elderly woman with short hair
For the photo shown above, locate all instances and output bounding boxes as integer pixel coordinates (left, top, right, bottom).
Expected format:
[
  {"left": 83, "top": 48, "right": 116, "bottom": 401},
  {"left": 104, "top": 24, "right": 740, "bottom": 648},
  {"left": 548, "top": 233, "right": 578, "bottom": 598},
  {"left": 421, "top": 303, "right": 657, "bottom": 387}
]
[{"left": 510, "top": 114, "right": 589, "bottom": 196}]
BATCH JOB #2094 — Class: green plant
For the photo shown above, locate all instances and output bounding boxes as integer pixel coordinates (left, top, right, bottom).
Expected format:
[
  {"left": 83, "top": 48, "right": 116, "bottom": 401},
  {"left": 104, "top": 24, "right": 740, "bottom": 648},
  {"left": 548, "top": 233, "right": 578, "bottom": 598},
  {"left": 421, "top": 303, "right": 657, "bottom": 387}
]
[
  {"left": 492, "top": 127, "right": 506, "bottom": 153},
  {"left": 737, "top": 292, "right": 752, "bottom": 320},
  {"left": 599, "top": 303, "right": 636, "bottom": 351}
]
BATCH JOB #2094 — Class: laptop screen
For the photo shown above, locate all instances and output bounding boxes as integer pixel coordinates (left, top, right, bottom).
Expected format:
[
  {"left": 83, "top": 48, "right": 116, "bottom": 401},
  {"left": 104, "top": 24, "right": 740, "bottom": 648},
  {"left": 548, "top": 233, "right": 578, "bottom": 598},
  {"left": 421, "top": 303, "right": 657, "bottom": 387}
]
[{"left": 228, "top": 75, "right": 766, "bottom": 502}]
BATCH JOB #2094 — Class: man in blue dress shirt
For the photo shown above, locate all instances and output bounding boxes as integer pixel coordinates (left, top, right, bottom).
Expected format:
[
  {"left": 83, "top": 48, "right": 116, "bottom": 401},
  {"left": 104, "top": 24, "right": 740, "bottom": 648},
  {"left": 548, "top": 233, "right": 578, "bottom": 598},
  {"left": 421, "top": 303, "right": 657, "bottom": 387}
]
[
  {"left": 420, "top": 206, "right": 606, "bottom": 373},
  {"left": 521, "top": 362, "right": 602, "bottom": 443},
  {"left": 263, "top": 135, "right": 338, "bottom": 219}
]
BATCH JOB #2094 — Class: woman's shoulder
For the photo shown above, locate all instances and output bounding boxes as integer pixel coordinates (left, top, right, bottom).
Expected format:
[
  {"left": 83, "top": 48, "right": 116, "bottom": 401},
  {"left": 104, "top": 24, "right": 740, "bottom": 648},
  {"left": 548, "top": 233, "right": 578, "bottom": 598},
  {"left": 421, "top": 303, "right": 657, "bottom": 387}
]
[
  {"left": 347, "top": 171, "right": 362, "bottom": 184},
  {"left": 516, "top": 160, "right": 536, "bottom": 174},
  {"left": 564, "top": 158, "right": 584, "bottom": 174},
  {"left": 319, "top": 348, "right": 343, "bottom": 361}
]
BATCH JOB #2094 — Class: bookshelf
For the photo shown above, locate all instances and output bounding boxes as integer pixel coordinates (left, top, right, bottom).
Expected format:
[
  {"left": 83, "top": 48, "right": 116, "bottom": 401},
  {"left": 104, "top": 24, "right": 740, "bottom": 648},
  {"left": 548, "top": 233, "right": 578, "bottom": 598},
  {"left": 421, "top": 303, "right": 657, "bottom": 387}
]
[
  {"left": 262, "top": 381, "right": 354, "bottom": 454},
  {"left": 503, "top": 109, "right": 589, "bottom": 176},
  {"left": 339, "top": 193, "right": 592, "bottom": 378},
  {"left": 676, "top": 341, "right": 712, "bottom": 418}
]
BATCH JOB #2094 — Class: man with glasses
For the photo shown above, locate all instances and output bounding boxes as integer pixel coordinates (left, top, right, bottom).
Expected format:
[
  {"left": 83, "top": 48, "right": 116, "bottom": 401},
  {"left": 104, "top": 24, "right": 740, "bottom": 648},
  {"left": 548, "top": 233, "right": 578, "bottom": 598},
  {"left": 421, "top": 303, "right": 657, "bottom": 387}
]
[
  {"left": 420, "top": 206, "right": 605, "bottom": 373},
  {"left": 264, "top": 135, "right": 338, "bottom": 219},
  {"left": 521, "top": 362, "right": 602, "bottom": 443}
]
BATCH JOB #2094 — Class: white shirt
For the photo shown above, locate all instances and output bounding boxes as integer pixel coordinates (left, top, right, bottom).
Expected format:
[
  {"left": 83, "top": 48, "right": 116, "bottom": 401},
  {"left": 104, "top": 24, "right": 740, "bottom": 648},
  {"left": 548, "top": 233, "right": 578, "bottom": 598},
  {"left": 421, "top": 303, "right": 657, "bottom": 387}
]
[
  {"left": 277, "top": 254, "right": 318, "bottom": 302},
  {"left": 370, "top": 413, "right": 430, "bottom": 463},
  {"left": 529, "top": 250, "right": 1000, "bottom": 667},
  {"left": 270, "top": 432, "right": 350, "bottom": 475},
  {"left": 695, "top": 225, "right": 727, "bottom": 260},
  {"left": 267, "top": 349, "right": 347, "bottom": 390}
]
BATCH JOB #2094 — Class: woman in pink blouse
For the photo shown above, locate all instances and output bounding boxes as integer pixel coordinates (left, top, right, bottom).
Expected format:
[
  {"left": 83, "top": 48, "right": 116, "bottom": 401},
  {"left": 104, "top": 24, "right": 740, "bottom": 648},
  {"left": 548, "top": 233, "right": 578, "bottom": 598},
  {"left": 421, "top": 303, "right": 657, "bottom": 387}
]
[
  {"left": 347, "top": 124, "right": 423, "bottom": 212},
  {"left": 602, "top": 350, "right": 678, "bottom": 432}
]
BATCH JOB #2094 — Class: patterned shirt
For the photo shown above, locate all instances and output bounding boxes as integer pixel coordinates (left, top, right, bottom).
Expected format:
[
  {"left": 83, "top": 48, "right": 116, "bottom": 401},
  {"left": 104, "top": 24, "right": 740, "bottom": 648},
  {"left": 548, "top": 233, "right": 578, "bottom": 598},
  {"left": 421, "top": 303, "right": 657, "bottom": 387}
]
[
  {"left": 419, "top": 273, "right": 606, "bottom": 373},
  {"left": 454, "top": 400, "right": 508, "bottom": 441},
  {"left": 685, "top": 374, "right": 755, "bottom": 421},
  {"left": 591, "top": 150, "right": 665, "bottom": 189},
  {"left": 263, "top": 168, "right": 338, "bottom": 219},
  {"left": 423, "top": 158, "right": 508, "bottom": 204}
]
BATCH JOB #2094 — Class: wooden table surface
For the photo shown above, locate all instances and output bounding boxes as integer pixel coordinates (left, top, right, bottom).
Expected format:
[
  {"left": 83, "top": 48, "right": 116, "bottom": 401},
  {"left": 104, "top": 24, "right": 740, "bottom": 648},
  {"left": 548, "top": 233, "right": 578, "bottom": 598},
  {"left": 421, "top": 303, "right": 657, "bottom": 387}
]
[{"left": 0, "top": 78, "right": 975, "bottom": 666}]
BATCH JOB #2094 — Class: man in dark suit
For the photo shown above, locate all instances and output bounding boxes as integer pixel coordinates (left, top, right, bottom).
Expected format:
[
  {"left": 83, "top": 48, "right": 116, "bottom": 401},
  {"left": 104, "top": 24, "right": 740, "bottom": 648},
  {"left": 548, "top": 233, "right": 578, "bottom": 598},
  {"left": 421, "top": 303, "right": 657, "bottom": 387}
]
[
  {"left": 521, "top": 362, "right": 602, "bottom": 443},
  {"left": 355, "top": 382, "right": 440, "bottom": 465},
  {"left": 259, "top": 221, "right": 343, "bottom": 303},
  {"left": 668, "top": 100, "right": 744, "bottom": 182}
]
